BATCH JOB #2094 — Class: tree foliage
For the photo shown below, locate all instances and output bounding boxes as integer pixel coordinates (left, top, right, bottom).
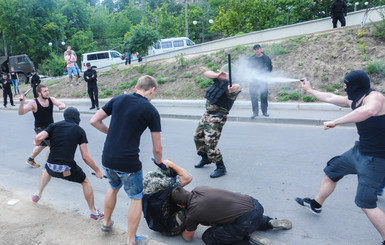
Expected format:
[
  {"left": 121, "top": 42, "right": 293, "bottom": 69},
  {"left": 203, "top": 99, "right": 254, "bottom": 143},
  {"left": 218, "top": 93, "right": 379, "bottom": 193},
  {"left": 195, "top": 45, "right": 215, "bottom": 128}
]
[{"left": 1, "top": 0, "right": 385, "bottom": 74}]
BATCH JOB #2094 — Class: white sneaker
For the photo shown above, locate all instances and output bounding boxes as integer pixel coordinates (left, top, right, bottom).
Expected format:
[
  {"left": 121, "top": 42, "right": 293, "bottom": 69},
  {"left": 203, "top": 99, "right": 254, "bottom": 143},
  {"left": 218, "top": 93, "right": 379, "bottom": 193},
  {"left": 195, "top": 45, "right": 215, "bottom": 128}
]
[{"left": 249, "top": 232, "right": 272, "bottom": 245}]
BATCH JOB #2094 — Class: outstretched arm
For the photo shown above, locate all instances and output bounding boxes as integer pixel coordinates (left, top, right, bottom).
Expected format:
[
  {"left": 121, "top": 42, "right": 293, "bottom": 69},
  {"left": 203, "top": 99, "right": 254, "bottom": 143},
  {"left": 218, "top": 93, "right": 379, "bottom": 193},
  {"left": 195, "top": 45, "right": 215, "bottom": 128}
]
[
  {"left": 151, "top": 132, "right": 163, "bottom": 165},
  {"left": 300, "top": 78, "right": 351, "bottom": 108},
  {"left": 204, "top": 71, "right": 228, "bottom": 80},
  {"left": 324, "top": 91, "right": 385, "bottom": 129}
]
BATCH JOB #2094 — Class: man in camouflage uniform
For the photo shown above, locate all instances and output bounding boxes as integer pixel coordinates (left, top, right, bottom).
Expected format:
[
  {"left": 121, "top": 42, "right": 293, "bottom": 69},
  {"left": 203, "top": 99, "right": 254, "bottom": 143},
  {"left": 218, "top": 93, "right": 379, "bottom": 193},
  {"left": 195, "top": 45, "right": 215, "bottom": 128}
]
[
  {"left": 194, "top": 70, "right": 241, "bottom": 178},
  {"left": 143, "top": 159, "right": 192, "bottom": 236}
]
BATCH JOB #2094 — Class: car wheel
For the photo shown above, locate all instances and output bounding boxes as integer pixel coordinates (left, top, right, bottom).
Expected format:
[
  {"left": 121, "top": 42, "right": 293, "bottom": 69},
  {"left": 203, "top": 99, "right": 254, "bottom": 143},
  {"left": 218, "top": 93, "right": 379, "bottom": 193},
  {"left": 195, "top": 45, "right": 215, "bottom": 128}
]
[{"left": 18, "top": 73, "right": 29, "bottom": 84}]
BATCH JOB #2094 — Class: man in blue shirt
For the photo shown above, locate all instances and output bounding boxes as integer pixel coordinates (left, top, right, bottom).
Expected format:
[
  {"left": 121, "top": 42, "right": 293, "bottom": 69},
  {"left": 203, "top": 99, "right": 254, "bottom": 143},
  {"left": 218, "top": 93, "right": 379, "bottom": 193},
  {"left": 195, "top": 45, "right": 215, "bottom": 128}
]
[{"left": 90, "top": 75, "right": 163, "bottom": 245}]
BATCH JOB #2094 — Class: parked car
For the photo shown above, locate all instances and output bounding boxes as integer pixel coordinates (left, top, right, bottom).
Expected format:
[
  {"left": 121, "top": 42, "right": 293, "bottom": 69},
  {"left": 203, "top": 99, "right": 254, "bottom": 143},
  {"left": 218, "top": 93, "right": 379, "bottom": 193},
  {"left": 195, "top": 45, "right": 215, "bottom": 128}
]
[
  {"left": 80, "top": 50, "right": 124, "bottom": 72},
  {"left": 0, "top": 54, "right": 35, "bottom": 83},
  {"left": 148, "top": 37, "right": 195, "bottom": 55}
]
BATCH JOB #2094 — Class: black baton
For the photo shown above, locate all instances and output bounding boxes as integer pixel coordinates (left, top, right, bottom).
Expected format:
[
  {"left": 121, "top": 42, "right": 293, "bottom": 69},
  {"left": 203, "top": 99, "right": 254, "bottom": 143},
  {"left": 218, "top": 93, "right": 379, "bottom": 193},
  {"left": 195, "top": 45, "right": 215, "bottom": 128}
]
[
  {"left": 92, "top": 172, "right": 107, "bottom": 178},
  {"left": 227, "top": 53, "right": 232, "bottom": 87}
]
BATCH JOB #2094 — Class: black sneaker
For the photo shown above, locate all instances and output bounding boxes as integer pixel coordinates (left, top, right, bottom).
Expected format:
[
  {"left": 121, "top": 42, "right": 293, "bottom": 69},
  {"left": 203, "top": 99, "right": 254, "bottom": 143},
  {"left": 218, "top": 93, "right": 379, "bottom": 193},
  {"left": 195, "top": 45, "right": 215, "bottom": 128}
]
[{"left": 295, "top": 197, "right": 322, "bottom": 214}]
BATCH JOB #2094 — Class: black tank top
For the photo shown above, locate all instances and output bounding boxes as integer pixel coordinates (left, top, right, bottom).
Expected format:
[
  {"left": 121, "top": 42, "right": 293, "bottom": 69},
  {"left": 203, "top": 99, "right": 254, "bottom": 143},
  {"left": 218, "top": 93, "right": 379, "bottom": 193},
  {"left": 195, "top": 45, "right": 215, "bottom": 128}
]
[
  {"left": 33, "top": 98, "right": 54, "bottom": 128},
  {"left": 352, "top": 92, "right": 385, "bottom": 158}
]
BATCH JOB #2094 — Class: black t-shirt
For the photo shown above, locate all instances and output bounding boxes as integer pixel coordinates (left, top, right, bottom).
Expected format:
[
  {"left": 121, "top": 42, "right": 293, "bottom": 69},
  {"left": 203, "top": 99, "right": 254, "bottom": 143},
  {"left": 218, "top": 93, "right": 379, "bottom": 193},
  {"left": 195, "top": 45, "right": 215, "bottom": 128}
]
[
  {"left": 185, "top": 186, "right": 254, "bottom": 231},
  {"left": 248, "top": 54, "right": 273, "bottom": 72},
  {"left": 83, "top": 69, "right": 97, "bottom": 87},
  {"left": 10, "top": 72, "right": 17, "bottom": 80},
  {"left": 102, "top": 93, "right": 161, "bottom": 173},
  {"left": 0, "top": 78, "right": 12, "bottom": 91},
  {"left": 45, "top": 120, "right": 88, "bottom": 168}
]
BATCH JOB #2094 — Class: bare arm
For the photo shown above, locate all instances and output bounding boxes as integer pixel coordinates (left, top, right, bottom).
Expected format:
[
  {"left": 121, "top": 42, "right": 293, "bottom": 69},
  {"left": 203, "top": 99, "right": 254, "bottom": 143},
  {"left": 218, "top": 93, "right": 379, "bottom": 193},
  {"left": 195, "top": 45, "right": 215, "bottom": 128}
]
[
  {"left": 50, "top": 97, "right": 66, "bottom": 110},
  {"left": 34, "top": 131, "right": 49, "bottom": 146},
  {"left": 204, "top": 71, "right": 228, "bottom": 80},
  {"left": 79, "top": 143, "right": 103, "bottom": 179},
  {"left": 182, "top": 230, "right": 195, "bottom": 242},
  {"left": 90, "top": 109, "right": 109, "bottom": 134},
  {"left": 18, "top": 94, "right": 36, "bottom": 115},
  {"left": 151, "top": 132, "right": 162, "bottom": 164},
  {"left": 162, "top": 159, "right": 192, "bottom": 187},
  {"left": 324, "top": 91, "right": 385, "bottom": 129},
  {"left": 300, "top": 78, "right": 351, "bottom": 108}
]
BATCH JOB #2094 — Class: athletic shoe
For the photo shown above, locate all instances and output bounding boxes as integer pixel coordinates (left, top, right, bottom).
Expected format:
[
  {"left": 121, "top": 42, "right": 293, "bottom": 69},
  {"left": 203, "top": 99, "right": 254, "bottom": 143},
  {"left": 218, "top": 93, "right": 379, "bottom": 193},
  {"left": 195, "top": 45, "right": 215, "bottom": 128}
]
[
  {"left": 249, "top": 232, "right": 272, "bottom": 245},
  {"left": 295, "top": 197, "right": 322, "bottom": 214},
  {"left": 32, "top": 194, "right": 40, "bottom": 203},
  {"left": 90, "top": 209, "right": 104, "bottom": 220},
  {"left": 101, "top": 220, "right": 114, "bottom": 232},
  {"left": 269, "top": 218, "right": 292, "bottom": 229},
  {"left": 25, "top": 159, "right": 40, "bottom": 168}
]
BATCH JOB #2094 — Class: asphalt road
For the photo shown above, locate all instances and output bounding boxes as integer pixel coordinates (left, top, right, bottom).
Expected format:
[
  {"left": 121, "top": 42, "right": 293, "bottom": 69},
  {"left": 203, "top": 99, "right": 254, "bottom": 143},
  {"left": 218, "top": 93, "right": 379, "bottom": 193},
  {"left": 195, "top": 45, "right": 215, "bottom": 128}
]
[{"left": 0, "top": 110, "right": 383, "bottom": 245}]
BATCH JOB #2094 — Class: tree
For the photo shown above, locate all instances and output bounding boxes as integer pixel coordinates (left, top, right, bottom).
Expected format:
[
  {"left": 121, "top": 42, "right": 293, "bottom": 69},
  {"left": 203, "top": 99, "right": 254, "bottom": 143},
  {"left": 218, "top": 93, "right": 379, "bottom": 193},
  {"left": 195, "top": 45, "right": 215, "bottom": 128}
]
[{"left": 124, "top": 25, "right": 160, "bottom": 56}]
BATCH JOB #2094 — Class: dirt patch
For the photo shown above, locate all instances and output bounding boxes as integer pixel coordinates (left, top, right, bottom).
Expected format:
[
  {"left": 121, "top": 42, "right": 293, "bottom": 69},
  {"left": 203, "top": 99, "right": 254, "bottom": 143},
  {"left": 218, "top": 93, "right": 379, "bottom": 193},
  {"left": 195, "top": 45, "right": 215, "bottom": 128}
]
[{"left": 36, "top": 25, "right": 385, "bottom": 103}]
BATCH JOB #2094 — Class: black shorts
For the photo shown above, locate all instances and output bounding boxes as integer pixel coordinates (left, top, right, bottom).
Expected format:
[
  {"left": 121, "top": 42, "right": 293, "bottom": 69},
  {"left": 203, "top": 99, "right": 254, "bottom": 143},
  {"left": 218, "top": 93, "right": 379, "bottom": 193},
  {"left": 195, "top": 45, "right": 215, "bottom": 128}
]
[
  {"left": 45, "top": 164, "right": 86, "bottom": 183},
  {"left": 34, "top": 127, "right": 50, "bottom": 147}
]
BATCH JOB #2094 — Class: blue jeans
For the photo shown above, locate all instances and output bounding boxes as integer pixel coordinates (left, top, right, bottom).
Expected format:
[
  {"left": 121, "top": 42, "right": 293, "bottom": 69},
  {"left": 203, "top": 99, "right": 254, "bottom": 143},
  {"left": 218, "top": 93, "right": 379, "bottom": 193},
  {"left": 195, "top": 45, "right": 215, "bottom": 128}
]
[
  {"left": 12, "top": 79, "right": 19, "bottom": 94},
  {"left": 104, "top": 167, "right": 143, "bottom": 200}
]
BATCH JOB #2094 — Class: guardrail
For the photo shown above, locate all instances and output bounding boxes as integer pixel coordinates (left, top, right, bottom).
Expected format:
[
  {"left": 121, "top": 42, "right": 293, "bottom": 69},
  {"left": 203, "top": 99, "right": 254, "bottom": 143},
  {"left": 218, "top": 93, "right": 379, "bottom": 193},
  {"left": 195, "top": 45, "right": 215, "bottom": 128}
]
[{"left": 144, "top": 6, "right": 385, "bottom": 63}]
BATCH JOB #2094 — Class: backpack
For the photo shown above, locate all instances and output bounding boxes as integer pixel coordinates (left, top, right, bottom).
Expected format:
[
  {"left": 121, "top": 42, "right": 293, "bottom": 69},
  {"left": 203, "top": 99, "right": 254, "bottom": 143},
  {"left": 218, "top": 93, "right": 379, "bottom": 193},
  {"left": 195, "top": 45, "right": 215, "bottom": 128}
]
[{"left": 142, "top": 180, "right": 184, "bottom": 236}]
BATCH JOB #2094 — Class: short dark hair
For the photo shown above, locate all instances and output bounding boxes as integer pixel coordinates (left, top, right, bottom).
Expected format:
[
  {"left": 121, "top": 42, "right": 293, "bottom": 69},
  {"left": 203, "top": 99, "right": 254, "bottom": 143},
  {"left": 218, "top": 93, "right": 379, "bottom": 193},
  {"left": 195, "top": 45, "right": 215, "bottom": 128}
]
[
  {"left": 37, "top": 84, "right": 47, "bottom": 93},
  {"left": 253, "top": 44, "right": 262, "bottom": 50},
  {"left": 170, "top": 187, "right": 191, "bottom": 206}
]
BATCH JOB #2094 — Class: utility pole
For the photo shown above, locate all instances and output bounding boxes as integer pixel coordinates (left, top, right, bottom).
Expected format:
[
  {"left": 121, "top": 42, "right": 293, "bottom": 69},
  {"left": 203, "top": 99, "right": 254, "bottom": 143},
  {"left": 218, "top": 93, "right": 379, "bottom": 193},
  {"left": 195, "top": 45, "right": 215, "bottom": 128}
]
[
  {"left": 2, "top": 31, "right": 7, "bottom": 56},
  {"left": 185, "top": 0, "right": 189, "bottom": 38}
]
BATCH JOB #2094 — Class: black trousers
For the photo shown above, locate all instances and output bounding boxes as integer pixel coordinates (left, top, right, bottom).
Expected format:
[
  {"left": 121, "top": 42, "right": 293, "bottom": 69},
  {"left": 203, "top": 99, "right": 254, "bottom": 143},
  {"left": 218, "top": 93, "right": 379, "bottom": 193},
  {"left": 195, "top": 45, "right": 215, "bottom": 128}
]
[
  {"left": 249, "top": 81, "right": 268, "bottom": 115},
  {"left": 332, "top": 14, "right": 346, "bottom": 28},
  {"left": 3, "top": 89, "right": 13, "bottom": 106},
  {"left": 32, "top": 86, "right": 38, "bottom": 98},
  {"left": 202, "top": 198, "right": 272, "bottom": 245},
  {"left": 88, "top": 86, "right": 99, "bottom": 107}
]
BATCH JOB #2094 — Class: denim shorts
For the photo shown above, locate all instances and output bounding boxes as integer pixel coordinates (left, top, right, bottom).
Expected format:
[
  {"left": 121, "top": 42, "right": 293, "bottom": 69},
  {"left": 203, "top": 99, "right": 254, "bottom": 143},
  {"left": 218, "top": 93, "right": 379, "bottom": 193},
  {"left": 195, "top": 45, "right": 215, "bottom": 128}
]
[
  {"left": 324, "top": 141, "right": 385, "bottom": 209},
  {"left": 67, "top": 66, "right": 77, "bottom": 77},
  {"left": 103, "top": 167, "right": 143, "bottom": 200}
]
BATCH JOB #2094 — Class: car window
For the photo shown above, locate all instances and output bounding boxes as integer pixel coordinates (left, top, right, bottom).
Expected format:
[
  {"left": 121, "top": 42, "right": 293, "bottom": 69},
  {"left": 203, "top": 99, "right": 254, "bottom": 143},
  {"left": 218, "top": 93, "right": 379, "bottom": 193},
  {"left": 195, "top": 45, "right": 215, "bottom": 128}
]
[
  {"left": 97, "top": 52, "right": 109, "bottom": 59},
  {"left": 173, "top": 40, "right": 185, "bottom": 47},
  {"left": 110, "top": 52, "right": 121, "bottom": 58},
  {"left": 17, "top": 56, "right": 28, "bottom": 64},
  {"left": 186, "top": 40, "right": 195, "bottom": 46},
  {"left": 161, "top": 41, "right": 172, "bottom": 49},
  {"left": 154, "top": 42, "right": 161, "bottom": 49},
  {"left": 87, "top": 54, "right": 97, "bottom": 61}
]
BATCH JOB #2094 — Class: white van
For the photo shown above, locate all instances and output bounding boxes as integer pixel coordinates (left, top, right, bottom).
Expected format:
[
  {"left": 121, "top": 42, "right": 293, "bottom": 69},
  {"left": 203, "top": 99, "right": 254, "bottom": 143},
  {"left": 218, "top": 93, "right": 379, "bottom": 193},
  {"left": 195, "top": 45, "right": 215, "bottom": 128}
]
[
  {"left": 148, "top": 37, "right": 195, "bottom": 55},
  {"left": 81, "top": 50, "right": 124, "bottom": 72}
]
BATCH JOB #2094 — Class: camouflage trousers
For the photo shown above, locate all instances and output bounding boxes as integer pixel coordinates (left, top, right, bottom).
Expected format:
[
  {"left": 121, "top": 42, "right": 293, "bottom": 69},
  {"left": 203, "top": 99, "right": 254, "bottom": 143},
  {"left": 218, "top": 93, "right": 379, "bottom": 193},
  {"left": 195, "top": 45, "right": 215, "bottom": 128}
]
[{"left": 194, "top": 111, "right": 228, "bottom": 163}]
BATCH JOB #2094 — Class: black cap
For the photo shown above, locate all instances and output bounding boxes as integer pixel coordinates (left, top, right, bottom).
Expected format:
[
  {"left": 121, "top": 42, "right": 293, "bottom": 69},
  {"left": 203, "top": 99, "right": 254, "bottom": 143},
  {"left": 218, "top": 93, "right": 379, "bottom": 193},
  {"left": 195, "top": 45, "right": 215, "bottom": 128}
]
[
  {"left": 31, "top": 69, "right": 36, "bottom": 73},
  {"left": 86, "top": 62, "right": 91, "bottom": 67},
  {"left": 253, "top": 44, "right": 262, "bottom": 50}
]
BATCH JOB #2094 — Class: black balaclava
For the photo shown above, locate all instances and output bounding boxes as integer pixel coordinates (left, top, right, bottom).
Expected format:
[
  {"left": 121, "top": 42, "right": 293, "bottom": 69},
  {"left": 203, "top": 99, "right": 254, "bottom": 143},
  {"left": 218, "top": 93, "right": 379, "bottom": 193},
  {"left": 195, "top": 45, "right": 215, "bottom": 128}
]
[
  {"left": 344, "top": 70, "right": 371, "bottom": 101},
  {"left": 64, "top": 107, "right": 81, "bottom": 125}
]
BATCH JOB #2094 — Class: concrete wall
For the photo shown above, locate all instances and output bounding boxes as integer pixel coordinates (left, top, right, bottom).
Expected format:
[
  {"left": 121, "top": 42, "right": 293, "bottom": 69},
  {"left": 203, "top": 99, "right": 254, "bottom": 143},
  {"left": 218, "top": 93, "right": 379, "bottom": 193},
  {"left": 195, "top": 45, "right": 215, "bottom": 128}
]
[{"left": 144, "top": 6, "right": 385, "bottom": 63}]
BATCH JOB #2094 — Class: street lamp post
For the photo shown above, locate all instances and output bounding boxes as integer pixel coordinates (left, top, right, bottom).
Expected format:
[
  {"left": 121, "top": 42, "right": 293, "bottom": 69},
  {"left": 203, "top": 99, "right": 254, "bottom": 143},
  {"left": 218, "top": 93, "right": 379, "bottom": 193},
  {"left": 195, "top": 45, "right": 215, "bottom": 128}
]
[
  {"left": 48, "top": 40, "right": 65, "bottom": 57},
  {"left": 193, "top": 18, "right": 213, "bottom": 43}
]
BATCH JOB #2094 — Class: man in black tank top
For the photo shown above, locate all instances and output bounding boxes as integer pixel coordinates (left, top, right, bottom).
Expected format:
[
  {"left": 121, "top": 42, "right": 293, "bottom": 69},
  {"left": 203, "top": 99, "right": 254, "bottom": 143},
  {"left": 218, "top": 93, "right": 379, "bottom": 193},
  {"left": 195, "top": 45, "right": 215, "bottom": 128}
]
[
  {"left": 295, "top": 71, "right": 385, "bottom": 244},
  {"left": 18, "top": 84, "right": 66, "bottom": 168}
]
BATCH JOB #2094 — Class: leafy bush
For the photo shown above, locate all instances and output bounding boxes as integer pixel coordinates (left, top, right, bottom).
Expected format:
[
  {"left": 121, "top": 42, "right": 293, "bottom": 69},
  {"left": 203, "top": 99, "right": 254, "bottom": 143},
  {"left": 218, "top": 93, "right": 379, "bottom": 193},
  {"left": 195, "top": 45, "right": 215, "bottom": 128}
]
[
  {"left": 332, "top": 83, "right": 342, "bottom": 89},
  {"left": 175, "top": 54, "right": 189, "bottom": 68},
  {"left": 302, "top": 95, "right": 318, "bottom": 102},
  {"left": 372, "top": 12, "right": 385, "bottom": 40},
  {"left": 135, "top": 64, "right": 146, "bottom": 74},
  {"left": 270, "top": 43, "right": 289, "bottom": 55},
  {"left": 278, "top": 91, "right": 288, "bottom": 96},
  {"left": 182, "top": 73, "right": 193, "bottom": 78},
  {"left": 146, "top": 67, "right": 155, "bottom": 76},
  {"left": 366, "top": 60, "right": 385, "bottom": 74},
  {"left": 288, "top": 91, "right": 300, "bottom": 100},
  {"left": 39, "top": 53, "right": 66, "bottom": 77},
  {"left": 194, "top": 77, "right": 214, "bottom": 88}
]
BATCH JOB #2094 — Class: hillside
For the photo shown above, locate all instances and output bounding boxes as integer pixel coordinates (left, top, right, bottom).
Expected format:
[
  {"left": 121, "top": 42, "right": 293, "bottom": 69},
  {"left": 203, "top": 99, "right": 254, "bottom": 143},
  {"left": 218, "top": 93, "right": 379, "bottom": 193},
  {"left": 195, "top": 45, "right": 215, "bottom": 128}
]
[{"left": 38, "top": 25, "right": 385, "bottom": 102}]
